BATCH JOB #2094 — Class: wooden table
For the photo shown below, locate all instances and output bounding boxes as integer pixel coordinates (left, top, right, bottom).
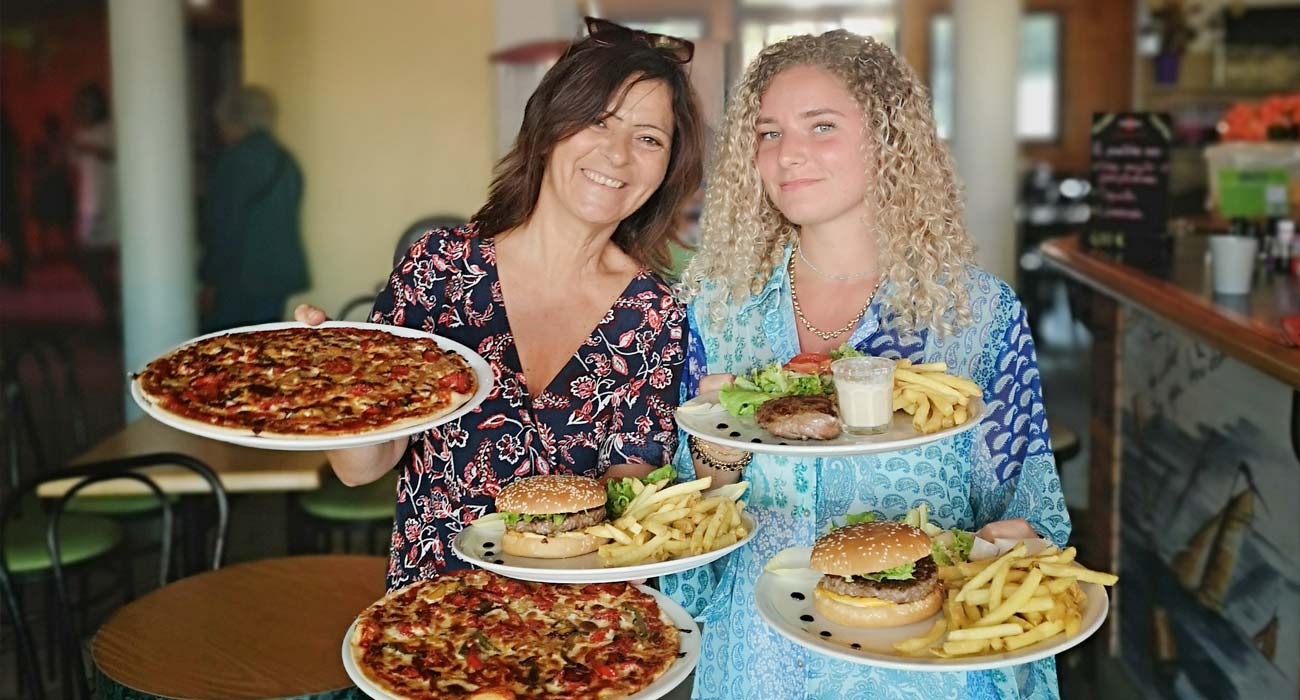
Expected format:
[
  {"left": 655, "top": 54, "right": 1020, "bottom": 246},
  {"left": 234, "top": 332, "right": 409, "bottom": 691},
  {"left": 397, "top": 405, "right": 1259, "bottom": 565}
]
[
  {"left": 92, "top": 555, "right": 386, "bottom": 700},
  {"left": 37, "top": 416, "right": 329, "bottom": 498}
]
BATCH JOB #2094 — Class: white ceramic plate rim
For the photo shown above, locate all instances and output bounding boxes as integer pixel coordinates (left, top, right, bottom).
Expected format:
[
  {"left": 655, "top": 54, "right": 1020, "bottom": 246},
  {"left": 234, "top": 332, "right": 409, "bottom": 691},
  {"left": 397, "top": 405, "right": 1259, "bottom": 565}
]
[
  {"left": 452, "top": 513, "right": 758, "bottom": 583},
  {"left": 129, "top": 321, "right": 494, "bottom": 451},
  {"left": 753, "top": 570, "right": 1108, "bottom": 672},
  {"left": 341, "top": 584, "right": 701, "bottom": 700},
  {"left": 676, "top": 391, "right": 986, "bottom": 457}
]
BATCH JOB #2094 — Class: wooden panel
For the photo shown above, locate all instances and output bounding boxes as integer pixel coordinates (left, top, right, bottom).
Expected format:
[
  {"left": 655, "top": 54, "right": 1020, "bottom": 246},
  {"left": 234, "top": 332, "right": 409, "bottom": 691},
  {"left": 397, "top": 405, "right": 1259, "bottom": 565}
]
[{"left": 93, "top": 555, "right": 387, "bottom": 700}]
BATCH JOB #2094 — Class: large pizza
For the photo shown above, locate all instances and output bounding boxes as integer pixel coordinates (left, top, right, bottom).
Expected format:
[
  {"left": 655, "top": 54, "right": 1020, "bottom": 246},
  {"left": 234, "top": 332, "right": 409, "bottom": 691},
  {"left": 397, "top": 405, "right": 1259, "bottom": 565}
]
[
  {"left": 349, "top": 570, "right": 681, "bottom": 700},
  {"left": 135, "top": 326, "right": 477, "bottom": 438}
]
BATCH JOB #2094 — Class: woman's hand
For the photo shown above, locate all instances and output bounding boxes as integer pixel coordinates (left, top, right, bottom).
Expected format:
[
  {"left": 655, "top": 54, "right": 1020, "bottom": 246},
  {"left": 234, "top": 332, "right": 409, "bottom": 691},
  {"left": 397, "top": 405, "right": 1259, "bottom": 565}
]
[
  {"left": 294, "top": 303, "right": 328, "bottom": 326},
  {"left": 975, "top": 518, "right": 1039, "bottom": 542},
  {"left": 599, "top": 463, "right": 659, "bottom": 485},
  {"left": 698, "top": 373, "right": 735, "bottom": 395}
]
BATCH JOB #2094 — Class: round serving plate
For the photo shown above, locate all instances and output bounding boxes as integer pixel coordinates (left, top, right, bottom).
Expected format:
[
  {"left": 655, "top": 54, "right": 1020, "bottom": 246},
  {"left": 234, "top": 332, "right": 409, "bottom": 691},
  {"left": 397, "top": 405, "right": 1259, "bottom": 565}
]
[
  {"left": 752, "top": 568, "right": 1107, "bottom": 672},
  {"left": 675, "top": 391, "right": 986, "bottom": 457},
  {"left": 130, "top": 321, "right": 494, "bottom": 451},
  {"left": 342, "top": 584, "right": 701, "bottom": 700},
  {"left": 452, "top": 514, "right": 758, "bottom": 584}
]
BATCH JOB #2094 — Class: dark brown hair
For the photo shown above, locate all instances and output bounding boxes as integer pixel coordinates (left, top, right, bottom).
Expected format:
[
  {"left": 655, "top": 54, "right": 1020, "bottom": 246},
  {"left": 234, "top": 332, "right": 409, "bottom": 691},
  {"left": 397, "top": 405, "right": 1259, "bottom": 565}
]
[{"left": 472, "top": 35, "right": 704, "bottom": 275}]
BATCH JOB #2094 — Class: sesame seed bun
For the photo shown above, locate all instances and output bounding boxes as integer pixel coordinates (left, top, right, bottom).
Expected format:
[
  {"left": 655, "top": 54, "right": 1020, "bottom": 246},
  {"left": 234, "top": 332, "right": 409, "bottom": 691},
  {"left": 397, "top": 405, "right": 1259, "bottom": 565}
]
[
  {"left": 500, "top": 530, "right": 606, "bottom": 559},
  {"left": 495, "top": 475, "right": 606, "bottom": 515},
  {"left": 810, "top": 521, "right": 933, "bottom": 577},
  {"left": 812, "top": 585, "right": 942, "bottom": 628}
]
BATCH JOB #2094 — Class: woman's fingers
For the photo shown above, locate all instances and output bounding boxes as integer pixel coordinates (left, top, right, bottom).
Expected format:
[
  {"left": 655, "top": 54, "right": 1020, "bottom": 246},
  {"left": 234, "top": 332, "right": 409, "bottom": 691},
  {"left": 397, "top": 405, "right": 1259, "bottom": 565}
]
[
  {"left": 975, "top": 518, "right": 1038, "bottom": 542},
  {"left": 698, "top": 373, "right": 736, "bottom": 395},
  {"left": 293, "top": 303, "right": 329, "bottom": 326}
]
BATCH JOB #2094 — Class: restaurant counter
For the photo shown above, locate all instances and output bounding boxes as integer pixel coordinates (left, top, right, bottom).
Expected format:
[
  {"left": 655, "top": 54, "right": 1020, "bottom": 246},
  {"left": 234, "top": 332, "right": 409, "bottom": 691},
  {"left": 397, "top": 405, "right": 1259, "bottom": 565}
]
[{"left": 1042, "top": 234, "right": 1299, "bottom": 699}]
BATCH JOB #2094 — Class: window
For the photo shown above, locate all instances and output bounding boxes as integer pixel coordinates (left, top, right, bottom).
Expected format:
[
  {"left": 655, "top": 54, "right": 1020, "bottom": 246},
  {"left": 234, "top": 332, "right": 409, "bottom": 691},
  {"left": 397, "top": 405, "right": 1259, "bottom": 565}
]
[
  {"left": 739, "top": 2, "right": 897, "bottom": 69},
  {"left": 929, "top": 12, "right": 1061, "bottom": 141},
  {"left": 621, "top": 18, "right": 706, "bottom": 41}
]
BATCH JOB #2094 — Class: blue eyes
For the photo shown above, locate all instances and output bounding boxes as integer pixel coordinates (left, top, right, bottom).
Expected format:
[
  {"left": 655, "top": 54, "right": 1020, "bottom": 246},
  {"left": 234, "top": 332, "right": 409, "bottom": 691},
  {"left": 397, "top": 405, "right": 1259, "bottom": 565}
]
[{"left": 758, "top": 123, "right": 836, "bottom": 141}]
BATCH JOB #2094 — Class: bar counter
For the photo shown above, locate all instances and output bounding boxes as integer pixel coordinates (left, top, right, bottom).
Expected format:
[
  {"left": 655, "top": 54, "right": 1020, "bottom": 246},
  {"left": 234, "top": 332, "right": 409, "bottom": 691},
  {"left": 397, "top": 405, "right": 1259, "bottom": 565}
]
[{"left": 1041, "top": 233, "right": 1300, "bottom": 698}]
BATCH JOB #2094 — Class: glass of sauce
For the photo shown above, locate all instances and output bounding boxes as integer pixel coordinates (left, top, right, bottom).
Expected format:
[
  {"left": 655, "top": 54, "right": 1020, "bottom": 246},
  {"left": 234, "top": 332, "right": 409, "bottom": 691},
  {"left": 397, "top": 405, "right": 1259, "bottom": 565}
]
[{"left": 830, "top": 356, "right": 895, "bottom": 435}]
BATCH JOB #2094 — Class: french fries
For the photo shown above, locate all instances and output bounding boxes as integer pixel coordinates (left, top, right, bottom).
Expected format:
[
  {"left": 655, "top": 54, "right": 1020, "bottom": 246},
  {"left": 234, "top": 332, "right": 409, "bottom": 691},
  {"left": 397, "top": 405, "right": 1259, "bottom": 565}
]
[
  {"left": 892, "top": 544, "right": 1119, "bottom": 658},
  {"left": 892, "top": 359, "right": 982, "bottom": 434},
  {"left": 585, "top": 477, "right": 750, "bottom": 567}
]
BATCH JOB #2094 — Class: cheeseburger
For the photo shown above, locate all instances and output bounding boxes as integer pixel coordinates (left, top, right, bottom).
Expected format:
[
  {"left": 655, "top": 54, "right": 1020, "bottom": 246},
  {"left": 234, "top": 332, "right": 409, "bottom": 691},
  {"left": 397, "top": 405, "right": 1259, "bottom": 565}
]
[
  {"left": 495, "top": 475, "right": 609, "bottom": 559},
  {"left": 810, "top": 521, "right": 941, "bottom": 628}
]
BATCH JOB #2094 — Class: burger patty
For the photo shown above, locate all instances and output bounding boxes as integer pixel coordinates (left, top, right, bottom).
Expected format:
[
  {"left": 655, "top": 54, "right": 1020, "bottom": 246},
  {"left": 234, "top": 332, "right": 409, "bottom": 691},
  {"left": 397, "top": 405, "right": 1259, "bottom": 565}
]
[
  {"left": 507, "top": 505, "right": 606, "bottom": 535},
  {"left": 755, "top": 395, "right": 842, "bottom": 440},
  {"left": 819, "top": 555, "right": 938, "bottom": 604}
]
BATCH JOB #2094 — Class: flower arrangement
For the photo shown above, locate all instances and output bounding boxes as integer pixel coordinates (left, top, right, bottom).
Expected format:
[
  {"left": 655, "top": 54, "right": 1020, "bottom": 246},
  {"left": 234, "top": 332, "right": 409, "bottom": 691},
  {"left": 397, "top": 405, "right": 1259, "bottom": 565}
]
[{"left": 1217, "top": 94, "right": 1300, "bottom": 142}]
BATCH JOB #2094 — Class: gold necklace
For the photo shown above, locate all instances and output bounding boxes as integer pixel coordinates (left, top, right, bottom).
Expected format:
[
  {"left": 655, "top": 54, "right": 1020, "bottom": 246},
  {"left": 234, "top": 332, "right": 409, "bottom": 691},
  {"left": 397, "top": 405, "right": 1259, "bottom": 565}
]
[{"left": 789, "top": 254, "right": 882, "bottom": 341}]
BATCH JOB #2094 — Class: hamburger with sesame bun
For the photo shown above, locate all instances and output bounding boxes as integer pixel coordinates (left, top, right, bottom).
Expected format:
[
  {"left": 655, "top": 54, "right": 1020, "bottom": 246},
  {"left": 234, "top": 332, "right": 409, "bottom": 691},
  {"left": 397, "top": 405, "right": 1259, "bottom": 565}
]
[
  {"left": 810, "top": 520, "right": 942, "bottom": 628},
  {"left": 495, "top": 475, "right": 610, "bottom": 559}
]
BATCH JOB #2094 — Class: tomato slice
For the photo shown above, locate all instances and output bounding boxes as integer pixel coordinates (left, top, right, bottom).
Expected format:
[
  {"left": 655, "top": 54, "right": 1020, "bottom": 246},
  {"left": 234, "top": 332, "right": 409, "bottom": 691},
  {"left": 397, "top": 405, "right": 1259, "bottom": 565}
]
[
  {"left": 593, "top": 664, "right": 617, "bottom": 680},
  {"left": 438, "top": 370, "right": 472, "bottom": 393},
  {"left": 783, "top": 352, "right": 832, "bottom": 375}
]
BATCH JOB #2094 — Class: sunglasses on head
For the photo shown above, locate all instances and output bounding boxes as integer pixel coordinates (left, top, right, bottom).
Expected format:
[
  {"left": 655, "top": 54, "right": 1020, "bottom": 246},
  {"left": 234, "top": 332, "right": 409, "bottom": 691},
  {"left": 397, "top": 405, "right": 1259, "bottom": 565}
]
[{"left": 582, "top": 16, "right": 694, "bottom": 64}]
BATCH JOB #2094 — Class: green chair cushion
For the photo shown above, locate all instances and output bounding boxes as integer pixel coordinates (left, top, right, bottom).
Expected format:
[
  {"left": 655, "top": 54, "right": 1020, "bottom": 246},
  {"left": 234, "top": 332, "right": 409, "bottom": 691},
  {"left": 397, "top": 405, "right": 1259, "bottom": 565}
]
[
  {"left": 64, "top": 492, "right": 178, "bottom": 516},
  {"left": 298, "top": 472, "right": 397, "bottom": 522},
  {"left": 4, "top": 510, "right": 123, "bottom": 574}
]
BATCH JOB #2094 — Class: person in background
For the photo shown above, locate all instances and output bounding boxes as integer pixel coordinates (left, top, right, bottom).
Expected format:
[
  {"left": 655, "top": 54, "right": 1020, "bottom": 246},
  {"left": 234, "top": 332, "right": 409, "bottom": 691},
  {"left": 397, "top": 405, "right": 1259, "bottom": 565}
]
[
  {"left": 659, "top": 30, "right": 1070, "bottom": 700},
  {"left": 200, "top": 86, "right": 309, "bottom": 332},
  {"left": 70, "top": 84, "right": 119, "bottom": 321},
  {"left": 294, "top": 18, "right": 704, "bottom": 591},
  {"left": 31, "top": 115, "right": 76, "bottom": 258},
  {"left": 1, "top": 111, "right": 24, "bottom": 286}
]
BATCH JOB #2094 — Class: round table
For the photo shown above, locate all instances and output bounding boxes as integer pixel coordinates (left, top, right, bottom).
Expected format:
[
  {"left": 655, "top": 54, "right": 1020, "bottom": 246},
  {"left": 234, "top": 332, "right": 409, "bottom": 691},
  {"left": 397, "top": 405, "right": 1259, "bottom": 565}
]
[{"left": 93, "top": 555, "right": 387, "bottom": 700}]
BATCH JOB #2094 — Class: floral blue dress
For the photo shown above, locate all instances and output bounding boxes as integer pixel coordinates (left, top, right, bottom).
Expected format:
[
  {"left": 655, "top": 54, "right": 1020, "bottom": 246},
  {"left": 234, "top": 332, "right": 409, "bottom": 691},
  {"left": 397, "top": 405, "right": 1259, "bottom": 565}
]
[{"left": 660, "top": 244, "right": 1071, "bottom": 700}]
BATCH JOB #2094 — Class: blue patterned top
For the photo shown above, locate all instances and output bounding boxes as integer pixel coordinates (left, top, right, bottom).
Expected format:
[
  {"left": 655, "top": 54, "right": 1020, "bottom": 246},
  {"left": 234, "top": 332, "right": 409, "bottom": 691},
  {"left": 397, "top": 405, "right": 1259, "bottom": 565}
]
[{"left": 659, "top": 244, "right": 1071, "bottom": 700}]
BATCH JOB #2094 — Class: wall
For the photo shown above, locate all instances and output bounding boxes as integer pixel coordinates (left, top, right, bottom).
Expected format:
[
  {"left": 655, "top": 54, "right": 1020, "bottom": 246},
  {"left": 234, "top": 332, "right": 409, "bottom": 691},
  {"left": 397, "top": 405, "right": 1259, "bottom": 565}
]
[
  {"left": 901, "top": 0, "right": 1136, "bottom": 175},
  {"left": 241, "top": 0, "right": 494, "bottom": 316}
]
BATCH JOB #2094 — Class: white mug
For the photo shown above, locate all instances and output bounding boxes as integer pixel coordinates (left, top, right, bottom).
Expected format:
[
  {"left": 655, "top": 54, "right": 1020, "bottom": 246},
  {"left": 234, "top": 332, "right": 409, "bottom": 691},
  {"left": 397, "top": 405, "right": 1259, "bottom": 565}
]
[{"left": 1208, "top": 235, "right": 1258, "bottom": 296}]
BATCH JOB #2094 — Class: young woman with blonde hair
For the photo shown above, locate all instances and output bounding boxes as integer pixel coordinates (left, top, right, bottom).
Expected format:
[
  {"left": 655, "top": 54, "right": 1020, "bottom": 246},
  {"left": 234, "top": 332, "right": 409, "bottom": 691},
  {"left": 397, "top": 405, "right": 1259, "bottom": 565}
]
[{"left": 661, "top": 31, "right": 1069, "bottom": 699}]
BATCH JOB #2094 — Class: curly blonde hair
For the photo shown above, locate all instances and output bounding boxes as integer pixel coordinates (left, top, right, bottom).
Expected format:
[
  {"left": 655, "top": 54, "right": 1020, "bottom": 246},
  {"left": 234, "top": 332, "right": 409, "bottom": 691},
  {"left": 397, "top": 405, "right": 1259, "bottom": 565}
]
[{"left": 680, "top": 30, "right": 974, "bottom": 336}]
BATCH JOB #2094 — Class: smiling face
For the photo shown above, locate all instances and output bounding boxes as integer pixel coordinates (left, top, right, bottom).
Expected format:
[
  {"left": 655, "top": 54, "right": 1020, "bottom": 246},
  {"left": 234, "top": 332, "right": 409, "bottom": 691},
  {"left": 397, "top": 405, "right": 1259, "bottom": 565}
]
[
  {"left": 754, "top": 65, "right": 874, "bottom": 230},
  {"left": 538, "top": 78, "right": 675, "bottom": 231}
]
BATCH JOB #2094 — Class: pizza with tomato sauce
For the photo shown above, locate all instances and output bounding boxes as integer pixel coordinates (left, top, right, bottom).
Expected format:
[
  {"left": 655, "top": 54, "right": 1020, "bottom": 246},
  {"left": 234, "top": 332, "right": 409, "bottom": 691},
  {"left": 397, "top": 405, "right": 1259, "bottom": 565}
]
[
  {"left": 135, "top": 326, "right": 477, "bottom": 438},
  {"left": 349, "top": 570, "right": 680, "bottom": 700}
]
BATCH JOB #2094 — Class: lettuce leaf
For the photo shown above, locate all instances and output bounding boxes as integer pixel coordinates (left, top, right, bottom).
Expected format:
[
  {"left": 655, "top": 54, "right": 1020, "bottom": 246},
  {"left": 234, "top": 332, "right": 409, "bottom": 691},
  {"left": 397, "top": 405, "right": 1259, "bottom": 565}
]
[
  {"left": 719, "top": 362, "right": 832, "bottom": 417},
  {"left": 931, "top": 528, "right": 975, "bottom": 565},
  {"left": 829, "top": 344, "right": 865, "bottom": 360},
  {"left": 856, "top": 561, "right": 915, "bottom": 582},
  {"left": 500, "top": 512, "right": 565, "bottom": 527},
  {"left": 606, "top": 466, "right": 679, "bottom": 518}
]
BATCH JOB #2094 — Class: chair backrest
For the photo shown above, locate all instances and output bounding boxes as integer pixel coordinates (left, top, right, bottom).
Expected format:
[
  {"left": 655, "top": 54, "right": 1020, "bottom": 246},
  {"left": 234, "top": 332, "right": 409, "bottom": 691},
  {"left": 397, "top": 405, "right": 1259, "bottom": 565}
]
[
  {"left": 334, "top": 215, "right": 468, "bottom": 323},
  {"left": 0, "top": 452, "right": 229, "bottom": 700},
  {"left": 393, "top": 214, "right": 466, "bottom": 268}
]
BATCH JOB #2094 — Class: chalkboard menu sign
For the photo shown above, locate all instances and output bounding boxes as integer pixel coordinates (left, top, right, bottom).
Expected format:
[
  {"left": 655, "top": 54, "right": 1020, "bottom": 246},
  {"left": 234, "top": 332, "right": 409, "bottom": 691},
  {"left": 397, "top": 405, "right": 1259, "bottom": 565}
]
[{"left": 1087, "top": 112, "right": 1173, "bottom": 268}]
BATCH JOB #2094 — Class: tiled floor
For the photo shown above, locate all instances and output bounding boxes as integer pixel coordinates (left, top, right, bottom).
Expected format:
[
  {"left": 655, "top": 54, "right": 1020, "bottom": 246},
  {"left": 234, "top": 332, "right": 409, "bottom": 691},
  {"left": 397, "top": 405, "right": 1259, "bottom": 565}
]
[{"left": 1, "top": 268, "right": 1123, "bottom": 700}]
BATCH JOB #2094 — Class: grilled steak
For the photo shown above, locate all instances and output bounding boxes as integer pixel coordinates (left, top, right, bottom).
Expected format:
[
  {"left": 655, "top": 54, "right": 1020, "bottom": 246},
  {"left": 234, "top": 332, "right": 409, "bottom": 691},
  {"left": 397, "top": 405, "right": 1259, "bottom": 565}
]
[
  {"left": 755, "top": 395, "right": 842, "bottom": 440},
  {"left": 817, "top": 555, "right": 938, "bottom": 604},
  {"left": 508, "top": 505, "right": 606, "bottom": 535}
]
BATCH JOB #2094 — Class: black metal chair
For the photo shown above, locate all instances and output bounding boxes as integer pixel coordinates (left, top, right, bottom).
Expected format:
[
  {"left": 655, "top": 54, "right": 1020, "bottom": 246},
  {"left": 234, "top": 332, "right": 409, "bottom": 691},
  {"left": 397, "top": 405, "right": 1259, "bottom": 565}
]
[
  {"left": 0, "top": 453, "right": 229, "bottom": 700},
  {"left": 335, "top": 214, "right": 467, "bottom": 322}
]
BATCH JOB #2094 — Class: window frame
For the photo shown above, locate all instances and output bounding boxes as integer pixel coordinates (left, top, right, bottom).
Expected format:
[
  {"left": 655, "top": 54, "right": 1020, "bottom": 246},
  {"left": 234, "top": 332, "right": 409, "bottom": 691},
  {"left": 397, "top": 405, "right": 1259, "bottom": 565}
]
[{"left": 927, "top": 9, "right": 1064, "bottom": 145}]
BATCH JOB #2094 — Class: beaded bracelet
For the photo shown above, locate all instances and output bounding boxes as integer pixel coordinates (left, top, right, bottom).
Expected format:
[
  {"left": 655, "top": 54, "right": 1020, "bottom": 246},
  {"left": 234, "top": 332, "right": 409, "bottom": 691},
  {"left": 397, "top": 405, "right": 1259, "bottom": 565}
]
[{"left": 687, "top": 435, "right": 753, "bottom": 473}]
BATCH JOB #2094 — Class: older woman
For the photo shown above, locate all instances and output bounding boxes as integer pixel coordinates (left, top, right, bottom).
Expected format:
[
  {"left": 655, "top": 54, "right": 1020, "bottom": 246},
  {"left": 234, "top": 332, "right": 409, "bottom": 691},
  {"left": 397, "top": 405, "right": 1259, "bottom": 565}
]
[
  {"left": 659, "top": 31, "right": 1069, "bottom": 699},
  {"left": 298, "top": 18, "right": 703, "bottom": 590}
]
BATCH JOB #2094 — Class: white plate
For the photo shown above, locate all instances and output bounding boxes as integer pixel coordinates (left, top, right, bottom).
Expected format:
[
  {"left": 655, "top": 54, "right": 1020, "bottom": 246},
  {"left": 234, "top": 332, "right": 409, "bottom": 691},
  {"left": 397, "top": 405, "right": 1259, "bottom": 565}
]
[
  {"left": 130, "top": 321, "right": 493, "bottom": 451},
  {"left": 676, "top": 391, "right": 986, "bottom": 457},
  {"left": 453, "top": 514, "right": 758, "bottom": 583},
  {"left": 342, "top": 584, "right": 701, "bottom": 700},
  {"left": 753, "top": 569, "right": 1108, "bottom": 672}
]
